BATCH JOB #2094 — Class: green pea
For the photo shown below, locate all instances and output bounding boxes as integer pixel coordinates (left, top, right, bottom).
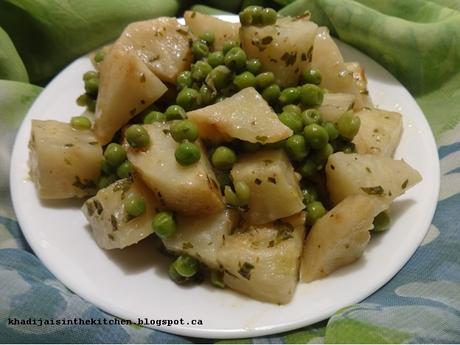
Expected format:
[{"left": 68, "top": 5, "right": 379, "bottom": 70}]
[
  {"left": 83, "top": 71, "right": 98, "bottom": 81},
  {"left": 104, "top": 143, "right": 126, "bottom": 167},
  {"left": 262, "top": 84, "right": 280, "bottom": 104},
  {"left": 165, "top": 105, "right": 186, "bottom": 121},
  {"left": 306, "top": 201, "right": 327, "bottom": 226},
  {"left": 235, "top": 181, "right": 251, "bottom": 204},
  {"left": 233, "top": 71, "right": 256, "bottom": 90},
  {"left": 285, "top": 134, "right": 309, "bottom": 161},
  {"left": 299, "top": 84, "right": 324, "bottom": 106},
  {"left": 176, "top": 70, "right": 193, "bottom": 90},
  {"left": 301, "top": 109, "right": 323, "bottom": 126},
  {"left": 144, "top": 111, "right": 166, "bottom": 124},
  {"left": 101, "top": 158, "right": 115, "bottom": 175},
  {"left": 323, "top": 122, "right": 339, "bottom": 140},
  {"left": 279, "top": 111, "right": 303, "bottom": 133},
  {"left": 170, "top": 120, "right": 199, "bottom": 142},
  {"left": 211, "top": 146, "right": 237, "bottom": 170},
  {"left": 224, "top": 47, "right": 247, "bottom": 71},
  {"left": 210, "top": 270, "right": 225, "bottom": 288},
  {"left": 124, "top": 196, "right": 146, "bottom": 217},
  {"left": 261, "top": 8, "right": 277, "bottom": 25},
  {"left": 207, "top": 65, "right": 232, "bottom": 90},
  {"left": 279, "top": 87, "right": 300, "bottom": 105},
  {"left": 239, "top": 8, "right": 253, "bottom": 26},
  {"left": 303, "top": 124, "right": 329, "bottom": 149},
  {"left": 76, "top": 93, "right": 90, "bottom": 107},
  {"left": 333, "top": 139, "right": 356, "bottom": 154},
  {"left": 224, "top": 181, "right": 250, "bottom": 207},
  {"left": 222, "top": 40, "right": 239, "bottom": 55},
  {"left": 302, "top": 68, "right": 322, "bottom": 85},
  {"left": 245, "top": 6, "right": 263, "bottom": 24},
  {"left": 94, "top": 50, "right": 105, "bottom": 63},
  {"left": 191, "top": 61, "right": 212, "bottom": 82},
  {"left": 302, "top": 185, "right": 319, "bottom": 205},
  {"left": 192, "top": 40, "right": 209, "bottom": 59},
  {"left": 125, "top": 125, "right": 150, "bottom": 149},
  {"left": 200, "top": 84, "right": 216, "bottom": 105},
  {"left": 311, "top": 143, "right": 333, "bottom": 166},
  {"left": 70, "top": 116, "right": 91, "bottom": 130},
  {"left": 283, "top": 104, "right": 301, "bottom": 115},
  {"left": 152, "top": 212, "right": 176, "bottom": 239},
  {"left": 373, "top": 211, "right": 391, "bottom": 232},
  {"left": 176, "top": 87, "right": 201, "bottom": 111},
  {"left": 173, "top": 255, "right": 199, "bottom": 278},
  {"left": 246, "top": 58, "right": 262, "bottom": 74},
  {"left": 175, "top": 141, "right": 201, "bottom": 166},
  {"left": 168, "top": 263, "right": 187, "bottom": 284},
  {"left": 337, "top": 112, "right": 361, "bottom": 140},
  {"left": 207, "top": 51, "right": 225, "bottom": 67},
  {"left": 199, "top": 32, "right": 215, "bottom": 45},
  {"left": 116, "top": 160, "right": 133, "bottom": 178},
  {"left": 98, "top": 174, "right": 117, "bottom": 189},
  {"left": 84, "top": 77, "right": 99, "bottom": 96},
  {"left": 298, "top": 159, "right": 317, "bottom": 177},
  {"left": 255, "top": 72, "right": 275, "bottom": 89}
]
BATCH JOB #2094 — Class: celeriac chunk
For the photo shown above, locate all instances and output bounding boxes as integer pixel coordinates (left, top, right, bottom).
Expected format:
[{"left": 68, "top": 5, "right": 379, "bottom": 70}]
[
  {"left": 127, "top": 123, "right": 224, "bottom": 216},
  {"left": 230, "top": 149, "right": 304, "bottom": 224},
  {"left": 117, "top": 17, "right": 193, "bottom": 84},
  {"left": 162, "top": 209, "right": 238, "bottom": 269},
  {"left": 218, "top": 212, "right": 306, "bottom": 304},
  {"left": 317, "top": 93, "right": 355, "bottom": 123},
  {"left": 301, "top": 195, "right": 386, "bottom": 282},
  {"left": 326, "top": 152, "right": 422, "bottom": 205},
  {"left": 187, "top": 87, "right": 292, "bottom": 144},
  {"left": 185, "top": 11, "right": 239, "bottom": 51},
  {"left": 29, "top": 120, "right": 102, "bottom": 199},
  {"left": 94, "top": 47, "right": 167, "bottom": 144},
  {"left": 240, "top": 16, "right": 317, "bottom": 87},
  {"left": 352, "top": 109, "right": 403, "bottom": 157},
  {"left": 311, "top": 27, "right": 365, "bottom": 110},
  {"left": 82, "top": 177, "right": 159, "bottom": 250}
]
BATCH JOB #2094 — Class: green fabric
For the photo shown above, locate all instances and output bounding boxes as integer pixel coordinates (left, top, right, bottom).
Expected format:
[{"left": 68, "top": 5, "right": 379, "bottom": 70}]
[
  {"left": 0, "top": 0, "right": 179, "bottom": 84},
  {"left": 0, "top": 27, "right": 28, "bottom": 82}
]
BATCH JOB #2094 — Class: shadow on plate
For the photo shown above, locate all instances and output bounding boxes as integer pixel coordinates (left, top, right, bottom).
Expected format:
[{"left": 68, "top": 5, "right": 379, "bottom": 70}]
[{"left": 39, "top": 197, "right": 84, "bottom": 210}]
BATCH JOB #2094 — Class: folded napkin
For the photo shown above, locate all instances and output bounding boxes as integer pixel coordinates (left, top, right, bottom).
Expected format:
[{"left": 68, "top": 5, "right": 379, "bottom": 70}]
[{"left": 1, "top": 0, "right": 459, "bottom": 343}]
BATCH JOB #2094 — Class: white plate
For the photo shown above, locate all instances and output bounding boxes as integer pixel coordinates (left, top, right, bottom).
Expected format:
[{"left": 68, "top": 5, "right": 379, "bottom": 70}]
[{"left": 10, "top": 15, "right": 440, "bottom": 339}]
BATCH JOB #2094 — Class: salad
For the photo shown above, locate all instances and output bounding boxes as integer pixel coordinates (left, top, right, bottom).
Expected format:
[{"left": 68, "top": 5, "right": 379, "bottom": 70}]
[{"left": 28, "top": 7, "right": 422, "bottom": 305}]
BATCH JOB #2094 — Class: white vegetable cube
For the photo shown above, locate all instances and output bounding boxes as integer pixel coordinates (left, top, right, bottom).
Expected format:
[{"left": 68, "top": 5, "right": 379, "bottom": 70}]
[
  {"left": 94, "top": 47, "right": 167, "bottom": 144},
  {"left": 240, "top": 16, "right": 317, "bottom": 87},
  {"left": 317, "top": 93, "right": 355, "bottom": 123},
  {"left": 117, "top": 17, "right": 193, "bottom": 84},
  {"left": 29, "top": 120, "right": 102, "bottom": 199},
  {"left": 218, "top": 212, "right": 306, "bottom": 304},
  {"left": 128, "top": 123, "right": 224, "bottom": 216},
  {"left": 231, "top": 149, "right": 304, "bottom": 225},
  {"left": 311, "top": 27, "right": 365, "bottom": 109},
  {"left": 326, "top": 152, "right": 422, "bottom": 205},
  {"left": 82, "top": 177, "right": 159, "bottom": 250},
  {"left": 352, "top": 109, "right": 403, "bottom": 157},
  {"left": 301, "top": 195, "right": 386, "bottom": 282},
  {"left": 187, "top": 87, "right": 292, "bottom": 144},
  {"left": 185, "top": 11, "right": 239, "bottom": 51},
  {"left": 162, "top": 209, "right": 238, "bottom": 269}
]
